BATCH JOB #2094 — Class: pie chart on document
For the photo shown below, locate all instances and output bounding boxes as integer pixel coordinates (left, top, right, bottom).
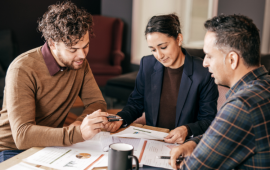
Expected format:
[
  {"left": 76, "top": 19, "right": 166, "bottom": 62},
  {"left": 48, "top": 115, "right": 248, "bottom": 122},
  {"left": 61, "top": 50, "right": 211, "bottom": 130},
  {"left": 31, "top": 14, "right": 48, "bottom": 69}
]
[{"left": 76, "top": 153, "right": 91, "bottom": 159}]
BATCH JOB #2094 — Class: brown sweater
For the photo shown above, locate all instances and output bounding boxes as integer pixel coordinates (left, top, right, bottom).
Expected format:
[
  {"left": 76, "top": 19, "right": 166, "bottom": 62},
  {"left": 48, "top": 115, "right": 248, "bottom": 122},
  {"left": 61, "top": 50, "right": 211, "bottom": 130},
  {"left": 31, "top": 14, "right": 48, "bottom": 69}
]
[
  {"left": 157, "top": 66, "right": 183, "bottom": 130},
  {"left": 0, "top": 45, "right": 106, "bottom": 151}
]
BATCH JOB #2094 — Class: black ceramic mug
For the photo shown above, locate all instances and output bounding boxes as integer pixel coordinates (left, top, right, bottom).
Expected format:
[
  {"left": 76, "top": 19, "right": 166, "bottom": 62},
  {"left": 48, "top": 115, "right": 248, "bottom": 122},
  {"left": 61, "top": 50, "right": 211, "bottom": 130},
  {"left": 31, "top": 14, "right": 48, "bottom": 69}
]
[{"left": 108, "top": 143, "right": 139, "bottom": 170}]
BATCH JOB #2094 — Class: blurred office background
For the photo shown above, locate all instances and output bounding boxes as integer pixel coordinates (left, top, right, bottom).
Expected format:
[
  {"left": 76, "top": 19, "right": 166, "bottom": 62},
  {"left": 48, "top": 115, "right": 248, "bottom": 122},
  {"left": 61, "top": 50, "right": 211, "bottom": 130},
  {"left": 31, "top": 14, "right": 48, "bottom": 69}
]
[{"left": 0, "top": 0, "right": 269, "bottom": 114}]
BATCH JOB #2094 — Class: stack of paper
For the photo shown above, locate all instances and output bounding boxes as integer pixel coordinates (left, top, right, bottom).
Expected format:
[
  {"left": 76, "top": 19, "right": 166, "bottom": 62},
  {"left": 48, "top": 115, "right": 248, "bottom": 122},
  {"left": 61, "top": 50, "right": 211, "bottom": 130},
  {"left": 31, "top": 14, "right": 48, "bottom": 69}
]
[{"left": 23, "top": 127, "right": 176, "bottom": 170}]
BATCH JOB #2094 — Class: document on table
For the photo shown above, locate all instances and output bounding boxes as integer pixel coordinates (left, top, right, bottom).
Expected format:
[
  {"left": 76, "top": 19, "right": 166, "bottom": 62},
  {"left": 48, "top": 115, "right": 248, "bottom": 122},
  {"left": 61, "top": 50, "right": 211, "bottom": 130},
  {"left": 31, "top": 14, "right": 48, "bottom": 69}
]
[
  {"left": 23, "top": 147, "right": 104, "bottom": 170},
  {"left": 100, "top": 135, "right": 141, "bottom": 151},
  {"left": 112, "top": 126, "right": 169, "bottom": 140},
  {"left": 91, "top": 136, "right": 143, "bottom": 167},
  {"left": 139, "top": 140, "right": 179, "bottom": 169},
  {"left": 7, "top": 162, "right": 44, "bottom": 170},
  {"left": 58, "top": 134, "right": 143, "bottom": 168},
  {"left": 22, "top": 129, "right": 174, "bottom": 169},
  {"left": 90, "top": 131, "right": 110, "bottom": 141}
]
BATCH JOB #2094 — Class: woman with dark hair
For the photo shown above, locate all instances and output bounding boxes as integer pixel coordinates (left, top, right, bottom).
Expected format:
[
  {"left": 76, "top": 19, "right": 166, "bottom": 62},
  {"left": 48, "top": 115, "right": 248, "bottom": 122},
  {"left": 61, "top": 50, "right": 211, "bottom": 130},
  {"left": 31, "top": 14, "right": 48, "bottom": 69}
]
[{"left": 105, "top": 14, "right": 218, "bottom": 144}]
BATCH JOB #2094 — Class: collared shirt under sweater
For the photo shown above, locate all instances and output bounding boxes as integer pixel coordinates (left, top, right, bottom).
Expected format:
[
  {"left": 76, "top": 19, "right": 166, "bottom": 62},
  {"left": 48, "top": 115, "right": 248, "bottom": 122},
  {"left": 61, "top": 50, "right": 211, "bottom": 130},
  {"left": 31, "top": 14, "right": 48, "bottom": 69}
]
[{"left": 0, "top": 43, "right": 106, "bottom": 151}]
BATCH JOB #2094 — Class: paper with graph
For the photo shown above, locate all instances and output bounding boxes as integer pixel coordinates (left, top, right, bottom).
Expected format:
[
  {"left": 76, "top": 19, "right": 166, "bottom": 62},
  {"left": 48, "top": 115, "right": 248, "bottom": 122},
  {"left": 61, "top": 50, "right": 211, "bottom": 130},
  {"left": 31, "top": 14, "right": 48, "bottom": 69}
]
[
  {"left": 112, "top": 126, "right": 169, "bottom": 140},
  {"left": 23, "top": 128, "right": 175, "bottom": 169},
  {"left": 23, "top": 147, "right": 104, "bottom": 170},
  {"left": 138, "top": 140, "right": 179, "bottom": 169}
]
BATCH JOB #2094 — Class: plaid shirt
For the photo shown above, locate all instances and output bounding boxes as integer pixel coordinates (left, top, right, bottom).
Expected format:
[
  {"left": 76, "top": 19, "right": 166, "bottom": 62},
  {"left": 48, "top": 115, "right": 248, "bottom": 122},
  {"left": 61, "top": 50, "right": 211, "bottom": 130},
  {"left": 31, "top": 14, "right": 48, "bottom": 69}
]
[{"left": 182, "top": 66, "right": 270, "bottom": 170}]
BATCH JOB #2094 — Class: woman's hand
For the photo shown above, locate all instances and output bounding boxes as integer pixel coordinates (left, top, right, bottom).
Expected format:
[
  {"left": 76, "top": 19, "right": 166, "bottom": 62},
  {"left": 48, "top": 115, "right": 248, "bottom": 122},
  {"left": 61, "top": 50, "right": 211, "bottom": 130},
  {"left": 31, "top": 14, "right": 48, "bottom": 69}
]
[
  {"left": 164, "top": 126, "right": 188, "bottom": 144},
  {"left": 104, "top": 115, "right": 123, "bottom": 132}
]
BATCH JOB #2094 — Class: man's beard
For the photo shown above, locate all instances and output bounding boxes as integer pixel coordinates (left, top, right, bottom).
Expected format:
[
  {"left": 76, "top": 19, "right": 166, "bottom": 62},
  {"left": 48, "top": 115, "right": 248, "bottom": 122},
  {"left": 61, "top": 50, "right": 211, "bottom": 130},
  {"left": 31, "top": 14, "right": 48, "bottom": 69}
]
[{"left": 56, "top": 51, "right": 84, "bottom": 70}]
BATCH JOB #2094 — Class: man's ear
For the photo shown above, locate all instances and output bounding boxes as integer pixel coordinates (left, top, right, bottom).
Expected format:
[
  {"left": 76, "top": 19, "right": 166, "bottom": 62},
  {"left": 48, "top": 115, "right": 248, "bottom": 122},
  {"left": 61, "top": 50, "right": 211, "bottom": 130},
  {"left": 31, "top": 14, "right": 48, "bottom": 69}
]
[
  {"left": 228, "top": 51, "right": 239, "bottom": 70},
  {"left": 48, "top": 38, "right": 56, "bottom": 50}
]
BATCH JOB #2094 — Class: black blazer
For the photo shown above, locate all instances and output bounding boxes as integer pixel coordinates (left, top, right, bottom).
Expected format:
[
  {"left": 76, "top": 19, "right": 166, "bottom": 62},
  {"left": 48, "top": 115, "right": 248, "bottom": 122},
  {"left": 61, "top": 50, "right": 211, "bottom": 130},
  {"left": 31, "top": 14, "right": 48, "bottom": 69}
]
[{"left": 117, "top": 49, "right": 218, "bottom": 136}]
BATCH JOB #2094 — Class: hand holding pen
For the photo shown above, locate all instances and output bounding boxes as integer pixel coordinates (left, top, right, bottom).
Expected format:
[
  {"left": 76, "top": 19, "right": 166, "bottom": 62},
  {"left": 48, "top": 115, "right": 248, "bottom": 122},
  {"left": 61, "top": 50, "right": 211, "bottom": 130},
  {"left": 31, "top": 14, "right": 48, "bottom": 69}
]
[
  {"left": 169, "top": 141, "right": 197, "bottom": 170},
  {"left": 106, "top": 115, "right": 123, "bottom": 122},
  {"left": 86, "top": 115, "right": 123, "bottom": 122},
  {"left": 104, "top": 114, "right": 124, "bottom": 132},
  {"left": 81, "top": 110, "right": 124, "bottom": 140},
  {"left": 158, "top": 156, "right": 184, "bottom": 170},
  {"left": 81, "top": 109, "right": 109, "bottom": 140},
  {"left": 156, "top": 155, "right": 184, "bottom": 162}
]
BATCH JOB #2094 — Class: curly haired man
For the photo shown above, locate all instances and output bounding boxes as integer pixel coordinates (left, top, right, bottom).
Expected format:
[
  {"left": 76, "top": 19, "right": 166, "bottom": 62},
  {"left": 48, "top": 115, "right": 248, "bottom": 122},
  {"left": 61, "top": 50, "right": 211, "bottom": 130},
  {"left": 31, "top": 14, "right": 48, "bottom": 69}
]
[{"left": 0, "top": 1, "right": 109, "bottom": 162}]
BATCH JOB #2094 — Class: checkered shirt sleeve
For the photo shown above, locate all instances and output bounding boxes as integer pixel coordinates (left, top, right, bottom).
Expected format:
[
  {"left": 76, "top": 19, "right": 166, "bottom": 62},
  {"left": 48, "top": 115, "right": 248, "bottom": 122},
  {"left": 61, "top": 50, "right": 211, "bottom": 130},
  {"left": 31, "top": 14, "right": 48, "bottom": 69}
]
[{"left": 181, "top": 66, "right": 270, "bottom": 170}]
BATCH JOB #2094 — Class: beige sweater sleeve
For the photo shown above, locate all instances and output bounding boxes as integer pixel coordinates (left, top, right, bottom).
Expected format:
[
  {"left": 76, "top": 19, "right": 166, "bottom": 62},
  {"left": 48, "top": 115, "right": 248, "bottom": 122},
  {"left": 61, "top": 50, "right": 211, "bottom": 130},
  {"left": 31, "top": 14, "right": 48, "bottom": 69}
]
[
  {"left": 77, "top": 62, "right": 107, "bottom": 122},
  {"left": 6, "top": 68, "right": 84, "bottom": 150}
]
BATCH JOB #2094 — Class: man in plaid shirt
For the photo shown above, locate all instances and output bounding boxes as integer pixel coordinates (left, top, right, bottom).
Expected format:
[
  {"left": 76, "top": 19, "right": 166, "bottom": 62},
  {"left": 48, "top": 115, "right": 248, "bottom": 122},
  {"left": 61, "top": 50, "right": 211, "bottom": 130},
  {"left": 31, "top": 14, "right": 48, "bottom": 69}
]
[{"left": 170, "top": 14, "right": 270, "bottom": 170}]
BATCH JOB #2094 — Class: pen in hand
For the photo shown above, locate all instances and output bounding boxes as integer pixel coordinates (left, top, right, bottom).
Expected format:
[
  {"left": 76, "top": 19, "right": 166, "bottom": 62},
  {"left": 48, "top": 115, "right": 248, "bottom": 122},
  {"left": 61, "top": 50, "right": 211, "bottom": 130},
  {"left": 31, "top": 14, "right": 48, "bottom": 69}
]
[
  {"left": 107, "top": 115, "right": 120, "bottom": 118},
  {"left": 94, "top": 119, "right": 123, "bottom": 123},
  {"left": 87, "top": 114, "right": 123, "bottom": 123},
  {"left": 108, "top": 119, "right": 123, "bottom": 122},
  {"left": 156, "top": 156, "right": 184, "bottom": 162},
  {"left": 87, "top": 114, "right": 120, "bottom": 119}
]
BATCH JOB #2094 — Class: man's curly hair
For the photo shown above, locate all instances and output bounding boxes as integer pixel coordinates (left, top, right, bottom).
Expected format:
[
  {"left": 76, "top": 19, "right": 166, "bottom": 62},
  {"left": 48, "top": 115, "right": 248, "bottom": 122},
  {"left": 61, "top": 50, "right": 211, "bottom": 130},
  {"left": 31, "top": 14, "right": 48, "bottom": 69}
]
[
  {"left": 204, "top": 14, "right": 260, "bottom": 67},
  {"left": 38, "top": 1, "right": 94, "bottom": 47}
]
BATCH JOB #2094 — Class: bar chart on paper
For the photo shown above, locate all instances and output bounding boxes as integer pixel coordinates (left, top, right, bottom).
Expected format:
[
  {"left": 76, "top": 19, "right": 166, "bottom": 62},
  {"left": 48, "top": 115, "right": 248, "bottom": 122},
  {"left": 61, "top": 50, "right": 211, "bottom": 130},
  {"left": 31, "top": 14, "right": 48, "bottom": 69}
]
[
  {"left": 25, "top": 147, "right": 72, "bottom": 164},
  {"left": 24, "top": 147, "right": 104, "bottom": 170}
]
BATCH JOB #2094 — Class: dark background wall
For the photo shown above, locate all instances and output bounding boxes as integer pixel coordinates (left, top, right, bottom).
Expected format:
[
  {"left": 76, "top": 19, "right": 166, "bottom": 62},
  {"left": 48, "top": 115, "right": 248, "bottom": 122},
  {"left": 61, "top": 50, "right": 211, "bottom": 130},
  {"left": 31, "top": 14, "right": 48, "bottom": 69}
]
[
  {"left": 101, "top": 0, "right": 133, "bottom": 73},
  {"left": 218, "top": 0, "right": 265, "bottom": 40},
  {"left": 0, "top": 0, "right": 266, "bottom": 72},
  {"left": 0, "top": 0, "right": 101, "bottom": 56}
]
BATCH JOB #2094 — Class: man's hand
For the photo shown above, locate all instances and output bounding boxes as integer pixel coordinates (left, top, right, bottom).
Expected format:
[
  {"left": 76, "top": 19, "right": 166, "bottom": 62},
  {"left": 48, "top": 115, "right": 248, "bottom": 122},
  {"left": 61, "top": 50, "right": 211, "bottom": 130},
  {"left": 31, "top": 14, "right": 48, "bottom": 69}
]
[
  {"left": 80, "top": 109, "right": 109, "bottom": 140},
  {"left": 104, "top": 115, "right": 123, "bottom": 132},
  {"left": 164, "top": 126, "right": 188, "bottom": 144},
  {"left": 169, "top": 141, "right": 197, "bottom": 170}
]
